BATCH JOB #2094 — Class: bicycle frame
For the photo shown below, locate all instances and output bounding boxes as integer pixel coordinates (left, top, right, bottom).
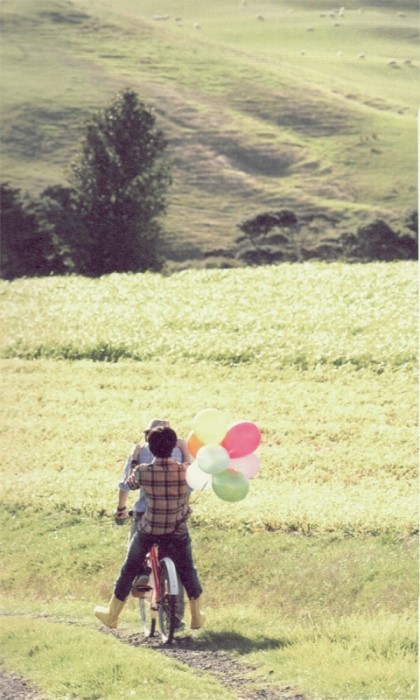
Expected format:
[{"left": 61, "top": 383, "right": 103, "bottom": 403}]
[
  {"left": 149, "top": 545, "right": 179, "bottom": 597},
  {"left": 139, "top": 544, "right": 180, "bottom": 643}
]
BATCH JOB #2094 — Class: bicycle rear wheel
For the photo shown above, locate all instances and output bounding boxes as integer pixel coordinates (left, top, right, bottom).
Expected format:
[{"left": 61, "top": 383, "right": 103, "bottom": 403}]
[
  {"left": 158, "top": 559, "right": 177, "bottom": 644},
  {"left": 139, "top": 591, "right": 157, "bottom": 638}
]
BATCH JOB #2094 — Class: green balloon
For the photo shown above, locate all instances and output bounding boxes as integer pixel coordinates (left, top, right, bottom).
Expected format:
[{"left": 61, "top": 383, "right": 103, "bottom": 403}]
[{"left": 212, "top": 469, "right": 249, "bottom": 502}]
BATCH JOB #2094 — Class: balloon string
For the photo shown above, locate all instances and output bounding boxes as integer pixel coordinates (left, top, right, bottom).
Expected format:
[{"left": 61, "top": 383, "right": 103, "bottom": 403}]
[{"left": 189, "top": 481, "right": 211, "bottom": 505}]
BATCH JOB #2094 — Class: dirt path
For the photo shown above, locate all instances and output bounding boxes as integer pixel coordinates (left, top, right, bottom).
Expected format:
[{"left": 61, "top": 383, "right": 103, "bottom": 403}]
[
  {"left": 0, "top": 671, "right": 45, "bottom": 700},
  {"left": 113, "top": 628, "right": 306, "bottom": 700},
  {"left": 1, "top": 619, "right": 307, "bottom": 700}
]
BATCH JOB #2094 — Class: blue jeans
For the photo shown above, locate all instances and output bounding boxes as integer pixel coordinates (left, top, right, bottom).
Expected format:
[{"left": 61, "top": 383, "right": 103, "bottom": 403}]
[{"left": 114, "top": 530, "right": 202, "bottom": 602}]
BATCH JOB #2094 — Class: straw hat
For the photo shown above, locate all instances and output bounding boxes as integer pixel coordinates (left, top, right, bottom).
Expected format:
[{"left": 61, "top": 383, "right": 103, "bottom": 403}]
[{"left": 145, "top": 418, "right": 170, "bottom": 431}]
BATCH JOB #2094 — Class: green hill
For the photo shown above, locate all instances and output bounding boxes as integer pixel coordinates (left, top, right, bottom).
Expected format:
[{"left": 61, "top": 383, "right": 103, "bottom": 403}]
[{"left": 0, "top": 0, "right": 418, "bottom": 264}]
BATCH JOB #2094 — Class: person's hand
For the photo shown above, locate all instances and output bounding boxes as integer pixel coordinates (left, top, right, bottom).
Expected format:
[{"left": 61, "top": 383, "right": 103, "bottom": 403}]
[
  {"left": 126, "top": 473, "right": 140, "bottom": 490},
  {"left": 114, "top": 506, "right": 129, "bottom": 525}
]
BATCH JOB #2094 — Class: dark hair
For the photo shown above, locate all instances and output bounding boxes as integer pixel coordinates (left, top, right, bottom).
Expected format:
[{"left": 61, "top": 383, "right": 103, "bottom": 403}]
[{"left": 147, "top": 426, "right": 177, "bottom": 458}]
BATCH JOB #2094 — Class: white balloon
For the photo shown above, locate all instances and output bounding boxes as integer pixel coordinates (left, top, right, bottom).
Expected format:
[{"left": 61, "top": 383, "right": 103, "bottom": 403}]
[{"left": 186, "top": 461, "right": 213, "bottom": 491}]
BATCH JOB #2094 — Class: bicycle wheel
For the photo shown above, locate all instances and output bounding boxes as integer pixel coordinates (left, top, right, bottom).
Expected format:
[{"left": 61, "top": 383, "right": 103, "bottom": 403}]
[
  {"left": 158, "top": 559, "right": 177, "bottom": 644},
  {"left": 139, "top": 590, "right": 157, "bottom": 638}
]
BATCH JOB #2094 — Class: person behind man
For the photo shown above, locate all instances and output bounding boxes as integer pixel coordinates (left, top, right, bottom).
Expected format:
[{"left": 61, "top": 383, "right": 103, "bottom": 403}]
[{"left": 94, "top": 426, "right": 205, "bottom": 630}]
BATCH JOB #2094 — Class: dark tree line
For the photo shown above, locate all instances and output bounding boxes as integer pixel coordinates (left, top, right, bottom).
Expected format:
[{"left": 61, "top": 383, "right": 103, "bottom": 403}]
[
  {"left": 235, "top": 210, "right": 418, "bottom": 264},
  {"left": 1, "top": 90, "right": 171, "bottom": 279}
]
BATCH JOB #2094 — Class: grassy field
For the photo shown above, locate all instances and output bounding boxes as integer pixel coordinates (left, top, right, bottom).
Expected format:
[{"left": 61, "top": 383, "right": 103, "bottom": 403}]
[
  {"left": 0, "top": 262, "right": 418, "bottom": 699},
  {"left": 0, "top": 0, "right": 418, "bottom": 261}
]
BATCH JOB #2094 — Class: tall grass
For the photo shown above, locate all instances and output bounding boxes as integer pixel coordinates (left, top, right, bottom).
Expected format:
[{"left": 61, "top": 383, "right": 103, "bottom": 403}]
[
  {"left": 0, "top": 264, "right": 417, "bottom": 536},
  {"left": 1, "top": 263, "right": 417, "bottom": 370}
]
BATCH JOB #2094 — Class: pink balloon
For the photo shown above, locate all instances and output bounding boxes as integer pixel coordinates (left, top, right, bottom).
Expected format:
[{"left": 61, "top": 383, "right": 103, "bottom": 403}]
[
  {"left": 221, "top": 421, "right": 261, "bottom": 458},
  {"left": 229, "top": 453, "right": 260, "bottom": 479}
]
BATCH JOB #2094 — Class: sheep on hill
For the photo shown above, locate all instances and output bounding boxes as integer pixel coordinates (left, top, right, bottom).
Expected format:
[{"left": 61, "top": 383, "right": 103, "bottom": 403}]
[{"left": 323, "top": 7, "right": 344, "bottom": 18}]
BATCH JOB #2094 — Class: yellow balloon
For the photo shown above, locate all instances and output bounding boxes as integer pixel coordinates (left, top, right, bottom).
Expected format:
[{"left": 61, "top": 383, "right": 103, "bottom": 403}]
[{"left": 193, "top": 408, "right": 229, "bottom": 444}]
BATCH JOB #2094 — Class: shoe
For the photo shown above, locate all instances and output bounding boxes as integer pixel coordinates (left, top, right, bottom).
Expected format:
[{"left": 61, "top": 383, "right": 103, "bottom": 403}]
[
  {"left": 174, "top": 619, "right": 186, "bottom": 631},
  {"left": 94, "top": 594, "right": 126, "bottom": 629},
  {"left": 189, "top": 597, "right": 205, "bottom": 629}
]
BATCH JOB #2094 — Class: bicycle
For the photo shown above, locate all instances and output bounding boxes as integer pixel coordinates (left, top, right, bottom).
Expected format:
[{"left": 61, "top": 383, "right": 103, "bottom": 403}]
[{"left": 132, "top": 543, "right": 181, "bottom": 644}]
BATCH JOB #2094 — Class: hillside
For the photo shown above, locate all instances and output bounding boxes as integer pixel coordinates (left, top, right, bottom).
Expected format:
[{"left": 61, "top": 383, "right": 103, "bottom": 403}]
[{"left": 0, "top": 0, "right": 418, "bottom": 264}]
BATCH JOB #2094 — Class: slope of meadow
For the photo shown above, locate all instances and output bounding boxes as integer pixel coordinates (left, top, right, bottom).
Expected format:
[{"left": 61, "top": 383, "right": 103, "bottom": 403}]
[
  {"left": 0, "top": 262, "right": 418, "bottom": 699},
  {"left": 0, "top": 0, "right": 418, "bottom": 262}
]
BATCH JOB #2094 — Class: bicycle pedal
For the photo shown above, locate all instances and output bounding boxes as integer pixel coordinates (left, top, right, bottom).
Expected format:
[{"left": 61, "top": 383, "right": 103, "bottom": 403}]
[{"left": 131, "top": 585, "right": 152, "bottom": 599}]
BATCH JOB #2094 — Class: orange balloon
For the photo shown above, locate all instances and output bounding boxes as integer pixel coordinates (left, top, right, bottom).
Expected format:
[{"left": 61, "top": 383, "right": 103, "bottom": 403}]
[{"left": 187, "top": 431, "right": 204, "bottom": 458}]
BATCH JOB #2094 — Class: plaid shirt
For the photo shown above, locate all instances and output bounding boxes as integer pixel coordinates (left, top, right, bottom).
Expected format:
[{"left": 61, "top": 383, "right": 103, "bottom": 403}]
[{"left": 130, "top": 458, "right": 190, "bottom": 535}]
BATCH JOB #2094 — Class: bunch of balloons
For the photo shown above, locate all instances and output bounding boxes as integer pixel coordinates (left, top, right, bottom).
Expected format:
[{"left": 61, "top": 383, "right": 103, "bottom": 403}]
[{"left": 186, "top": 408, "right": 261, "bottom": 503}]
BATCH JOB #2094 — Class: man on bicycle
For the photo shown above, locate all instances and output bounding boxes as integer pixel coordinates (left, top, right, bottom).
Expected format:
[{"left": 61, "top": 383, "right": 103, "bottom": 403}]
[
  {"left": 114, "top": 418, "right": 191, "bottom": 626},
  {"left": 94, "top": 426, "right": 205, "bottom": 630}
]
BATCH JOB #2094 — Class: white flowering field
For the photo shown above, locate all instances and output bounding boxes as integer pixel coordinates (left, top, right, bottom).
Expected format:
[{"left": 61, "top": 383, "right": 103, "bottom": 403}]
[{"left": 1, "top": 262, "right": 417, "bottom": 369}]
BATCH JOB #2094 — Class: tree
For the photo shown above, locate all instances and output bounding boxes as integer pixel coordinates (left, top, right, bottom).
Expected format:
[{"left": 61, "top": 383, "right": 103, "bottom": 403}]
[
  {"left": 70, "top": 89, "right": 171, "bottom": 275},
  {"left": 340, "top": 220, "right": 418, "bottom": 261},
  {"left": 405, "top": 210, "right": 418, "bottom": 238},
  {"left": 236, "top": 210, "right": 295, "bottom": 263},
  {"left": 35, "top": 185, "right": 90, "bottom": 274},
  {"left": 236, "top": 209, "right": 334, "bottom": 265},
  {"left": 0, "top": 183, "right": 54, "bottom": 279}
]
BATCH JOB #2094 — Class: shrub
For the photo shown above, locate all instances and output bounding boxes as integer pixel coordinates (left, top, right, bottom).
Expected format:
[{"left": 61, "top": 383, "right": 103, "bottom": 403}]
[{"left": 0, "top": 183, "right": 54, "bottom": 279}]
